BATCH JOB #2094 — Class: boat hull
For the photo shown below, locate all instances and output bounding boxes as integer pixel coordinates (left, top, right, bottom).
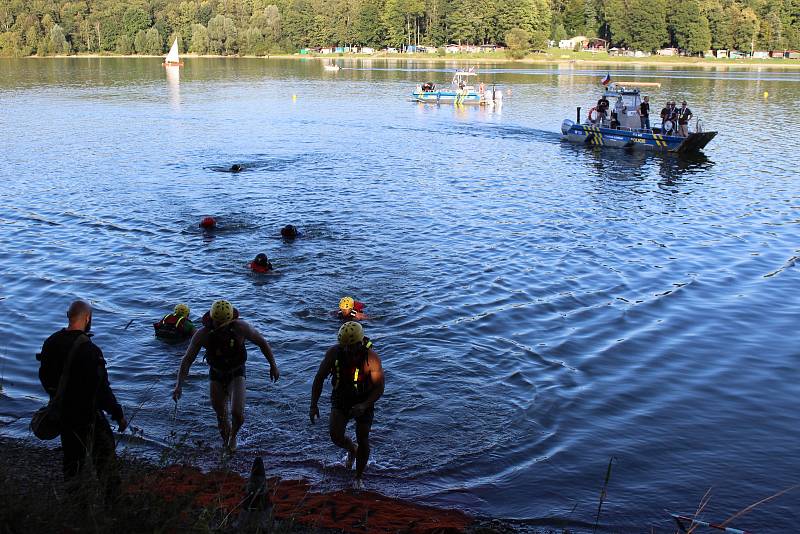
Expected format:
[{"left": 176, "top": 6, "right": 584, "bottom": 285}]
[
  {"left": 561, "top": 120, "right": 716, "bottom": 153},
  {"left": 411, "top": 91, "right": 486, "bottom": 105}
]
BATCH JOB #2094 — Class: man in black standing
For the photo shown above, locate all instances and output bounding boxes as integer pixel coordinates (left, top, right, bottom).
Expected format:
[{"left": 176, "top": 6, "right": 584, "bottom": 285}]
[
  {"left": 677, "top": 100, "right": 693, "bottom": 137},
  {"left": 38, "top": 300, "right": 127, "bottom": 504},
  {"left": 639, "top": 95, "right": 651, "bottom": 131}
]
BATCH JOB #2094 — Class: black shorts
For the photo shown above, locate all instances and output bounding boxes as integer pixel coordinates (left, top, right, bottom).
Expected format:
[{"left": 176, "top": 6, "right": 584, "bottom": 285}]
[
  {"left": 209, "top": 365, "right": 245, "bottom": 387},
  {"left": 331, "top": 402, "right": 374, "bottom": 426}
]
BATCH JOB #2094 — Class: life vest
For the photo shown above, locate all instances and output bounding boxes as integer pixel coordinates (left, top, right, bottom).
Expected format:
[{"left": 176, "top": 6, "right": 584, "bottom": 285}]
[
  {"left": 201, "top": 310, "right": 246, "bottom": 371},
  {"left": 154, "top": 313, "right": 193, "bottom": 339},
  {"left": 249, "top": 261, "right": 273, "bottom": 273},
  {"left": 331, "top": 337, "right": 373, "bottom": 398}
]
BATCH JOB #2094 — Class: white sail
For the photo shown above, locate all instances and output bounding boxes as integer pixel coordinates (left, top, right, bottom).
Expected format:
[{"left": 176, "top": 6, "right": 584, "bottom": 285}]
[{"left": 165, "top": 39, "right": 180, "bottom": 64}]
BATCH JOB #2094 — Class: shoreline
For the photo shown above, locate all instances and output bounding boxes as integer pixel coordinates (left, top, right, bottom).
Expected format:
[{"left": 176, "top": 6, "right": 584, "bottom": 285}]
[
  {"left": 0, "top": 436, "right": 496, "bottom": 533},
  {"left": 10, "top": 52, "right": 800, "bottom": 69}
]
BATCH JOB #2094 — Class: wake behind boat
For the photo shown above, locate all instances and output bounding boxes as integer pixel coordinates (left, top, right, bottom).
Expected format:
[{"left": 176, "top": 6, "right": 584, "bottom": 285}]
[
  {"left": 411, "top": 69, "right": 503, "bottom": 106},
  {"left": 561, "top": 81, "right": 716, "bottom": 153}
]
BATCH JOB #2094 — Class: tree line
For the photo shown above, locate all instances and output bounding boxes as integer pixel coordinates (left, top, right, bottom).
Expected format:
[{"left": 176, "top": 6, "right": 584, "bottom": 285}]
[{"left": 1, "top": 0, "right": 798, "bottom": 57}]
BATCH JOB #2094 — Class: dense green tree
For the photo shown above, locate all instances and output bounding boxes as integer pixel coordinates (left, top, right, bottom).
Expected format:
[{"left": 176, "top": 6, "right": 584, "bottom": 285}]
[
  {"left": 116, "top": 33, "right": 134, "bottom": 53},
  {"left": 145, "top": 27, "right": 162, "bottom": 53},
  {"left": 505, "top": 27, "right": 529, "bottom": 58},
  {"left": 122, "top": 6, "right": 151, "bottom": 38},
  {"left": 190, "top": 22, "right": 210, "bottom": 51},
  {"left": 1, "top": 0, "right": 799, "bottom": 56},
  {"left": 49, "top": 23, "right": 70, "bottom": 54},
  {"left": 670, "top": 0, "right": 711, "bottom": 54},
  {"left": 733, "top": 7, "right": 759, "bottom": 51}
]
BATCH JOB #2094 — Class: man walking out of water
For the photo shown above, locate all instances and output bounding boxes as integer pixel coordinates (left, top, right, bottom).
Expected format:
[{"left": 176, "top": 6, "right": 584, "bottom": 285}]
[
  {"left": 172, "top": 300, "right": 280, "bottom": 453},
  {"left": 310, "top": 321, "right": 384, "bottom": 489},
  {"left": 37, "top": 300, "right": 128, "bottom": 504}
]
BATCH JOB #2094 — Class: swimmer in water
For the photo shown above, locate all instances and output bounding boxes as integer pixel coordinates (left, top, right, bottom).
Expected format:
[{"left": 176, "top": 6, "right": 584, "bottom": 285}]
[
  {"left": 230, "top": 164, "right": 243, "bottom": 173},
  {"left": 280, "top": 224, "right": 299, "bottom": 240},
  {"left": 249, "top": 253, "right": 275, "bottom": 274},
  {"left": 335, "top": 297, "right": 369, "bottom": 321}
]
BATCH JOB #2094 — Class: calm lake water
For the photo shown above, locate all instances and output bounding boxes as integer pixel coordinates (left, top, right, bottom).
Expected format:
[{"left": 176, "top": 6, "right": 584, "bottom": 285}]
[{"left": 1, "top": 57, "right": 799, "bottom": 532}]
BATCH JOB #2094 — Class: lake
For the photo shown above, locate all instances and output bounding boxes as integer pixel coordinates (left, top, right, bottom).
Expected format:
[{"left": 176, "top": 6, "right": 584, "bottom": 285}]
[{"left": 1, "top": 57, "right": 798, "bottom": 532}]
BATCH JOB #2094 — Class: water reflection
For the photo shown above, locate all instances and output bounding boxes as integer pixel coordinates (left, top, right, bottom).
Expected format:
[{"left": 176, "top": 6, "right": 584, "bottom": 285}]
[
  {"left": 565, "top": 142, "right": 714, "bottom": 187},
  {"left": 165, "top": 65, "right": 180, "bottom": 109}
]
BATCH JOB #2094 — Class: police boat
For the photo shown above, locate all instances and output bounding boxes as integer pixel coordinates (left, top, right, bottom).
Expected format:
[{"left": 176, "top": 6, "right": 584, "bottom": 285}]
[
  {"left": 411, "top": 69, "right": 503, "bottom": 106},
  {"left": 561, "top": 82, "right": 717, "bottom": 153}
]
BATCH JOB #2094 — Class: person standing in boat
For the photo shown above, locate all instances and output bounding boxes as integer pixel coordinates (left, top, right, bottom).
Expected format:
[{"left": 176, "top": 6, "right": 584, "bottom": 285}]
[
  {"left": 596, "top": 95, "right": 610, "bottom": 124},
  {"left": 639, "top": 96, "right": 651, "bottom": 131},
  {"left": 660, "top": 101, "right": 672, "bottom": 134},
  {"left": 677, "top": 101, "right": 693, "bottom": 137}
]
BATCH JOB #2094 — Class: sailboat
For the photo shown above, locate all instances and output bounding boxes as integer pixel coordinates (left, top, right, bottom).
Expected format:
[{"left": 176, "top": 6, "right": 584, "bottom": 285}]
[{"left": 162, "top": 38, "right": 183, "bottom": 67}]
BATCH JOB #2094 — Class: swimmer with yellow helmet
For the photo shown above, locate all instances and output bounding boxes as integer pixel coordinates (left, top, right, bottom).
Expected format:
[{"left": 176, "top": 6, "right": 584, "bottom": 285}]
[
  {"left": 310, "top": 321, "right": 384, "bottom": 489},
  {"left": 153, "top": 303, "right": 196, "bottom": 340},
  {"left": 172, "top": 299, "right": 280, "bottom": 454},
  {"left": 336, "top": 296, "right": 369, "bottom": 321}
]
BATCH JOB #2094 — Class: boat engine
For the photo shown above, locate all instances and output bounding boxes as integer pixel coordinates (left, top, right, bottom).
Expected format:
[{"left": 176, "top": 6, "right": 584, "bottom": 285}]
[{"left": 561, "top": 119, "right": 574, "bottom": 135}]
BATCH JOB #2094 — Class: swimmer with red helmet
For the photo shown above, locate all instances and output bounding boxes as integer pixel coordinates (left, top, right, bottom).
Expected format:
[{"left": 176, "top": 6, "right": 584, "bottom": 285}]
[{"left": 199, "top": 216, "right": 217, "bottom": 229}]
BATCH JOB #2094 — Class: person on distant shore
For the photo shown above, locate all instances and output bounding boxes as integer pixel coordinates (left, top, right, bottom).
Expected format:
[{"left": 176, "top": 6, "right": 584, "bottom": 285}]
[
  {"left": 310, "top": 321, "right": 384, "bottom": 489},
  {"left": 249, "top": 253, "right": 275, "bottom": 274},
  {"left": 336, "top": 296, "right": 368, "bottom": 321},
  {"left": 677, "top": 100, "right": 693, "bottom": 137},
  {"left": 153, "top": 303, "right": 196, "bottom": 340},
  {"left": 172, "top": 300, "right": 279, "bottom": 453},
  {"left": 639, "top": 95, "right": 650, "bottom": 131},
  {"left": 37, "top": 300, "right": 127, "bottom": 505}
]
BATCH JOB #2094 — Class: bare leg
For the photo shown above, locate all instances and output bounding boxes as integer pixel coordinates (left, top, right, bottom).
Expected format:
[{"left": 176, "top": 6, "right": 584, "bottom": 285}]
[
  {"left": 329, "top": 408, "right": 356, "bottom": 465},
  {"left": 210, "top": 380, "right": 230, "bottom": 448},
  {"left": 228, "top": 376, "right": 246, "bottom": 452},
  {"left": 354, "top": 415, "right": 372, "bottom": 480}
]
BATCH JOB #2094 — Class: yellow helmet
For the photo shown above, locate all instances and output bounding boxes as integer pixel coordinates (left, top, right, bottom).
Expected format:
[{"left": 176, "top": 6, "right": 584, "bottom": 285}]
[
  {"left": 338, "top": 321, "right": 364, "bottom": 346},
  {"left": 339, "top": 296, "right": 354, "bottom": 313},
  {"left": 210, "top": 300, "right": 234, "bottom": 324},
  {"left": 174, "top": 303, "right": 190, "bottom": 318}
]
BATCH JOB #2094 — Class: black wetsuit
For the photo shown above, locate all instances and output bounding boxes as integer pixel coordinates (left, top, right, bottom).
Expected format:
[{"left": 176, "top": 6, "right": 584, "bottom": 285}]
[
  {"left": 38, "top": 329, "right": 124, "bottom": 498},
  {"left": 330, "top": 343, "right": 374, "bottom": 424},
  {"left": 204, "top": 322, "right": 247, "bottom": 386}
]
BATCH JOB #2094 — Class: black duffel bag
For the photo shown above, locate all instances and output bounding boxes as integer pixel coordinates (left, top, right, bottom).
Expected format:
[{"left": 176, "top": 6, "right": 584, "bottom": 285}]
[{"left": 31, "top": 334, "right": 89, "bottom": 440}]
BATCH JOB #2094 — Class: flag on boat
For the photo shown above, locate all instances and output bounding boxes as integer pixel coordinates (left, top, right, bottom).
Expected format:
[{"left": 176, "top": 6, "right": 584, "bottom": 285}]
[{"left": 601, "top": 72, "right": 611, "bottom": 86}]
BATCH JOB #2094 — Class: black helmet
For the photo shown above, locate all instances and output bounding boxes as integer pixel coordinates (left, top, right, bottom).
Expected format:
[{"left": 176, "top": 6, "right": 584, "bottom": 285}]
[
  {"left": 254, "top": 253, "right": 268, "bottom": 266},
  {"left": 281, "top": 224, "right": 298, "bottom": 239},
  {"left": 230, "top": 164, "right": 242, "bottom": 173}
]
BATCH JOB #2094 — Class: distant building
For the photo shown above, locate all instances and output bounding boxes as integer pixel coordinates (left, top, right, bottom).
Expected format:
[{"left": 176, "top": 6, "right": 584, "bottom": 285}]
[
  {"left": 362, "top": 47, "right": 375, "bottom": 54},
  {"left": 787, "top": 50, "right": 800, "bottom": 59},
  {"left": 716, "top": 49, "right": 728, "bottom": 58},
  {"left": 657, "top": 47, "right": 678, "bottom": 56},
  {"left": 730, "top": 50, "right": 747, "bottom": 59},
  {"left": 559, "top": 36, "right": 586, "bottom": 49},
  {"left": 752, "top": 51, "right": 769, "bottom": 59}
]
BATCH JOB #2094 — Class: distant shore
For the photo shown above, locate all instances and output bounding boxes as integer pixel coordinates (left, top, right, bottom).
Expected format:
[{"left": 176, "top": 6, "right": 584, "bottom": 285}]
[{"left": 13, "top": 51, "right": 800, "bottom": 69}]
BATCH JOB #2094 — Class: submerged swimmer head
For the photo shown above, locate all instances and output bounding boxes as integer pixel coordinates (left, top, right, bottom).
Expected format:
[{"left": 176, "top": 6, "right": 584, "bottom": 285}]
[
  {"left": 254, "top": 253, "right": 270, "bottom": 267},
  {"left": 199, "top": 216, "right": 217, "bottom": 229},
  {"left": 280, "top": 224, "right": 298, "bottom": 240},
  {"left": 230, "top": 164, "right": 243, "bottom": 173}
]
